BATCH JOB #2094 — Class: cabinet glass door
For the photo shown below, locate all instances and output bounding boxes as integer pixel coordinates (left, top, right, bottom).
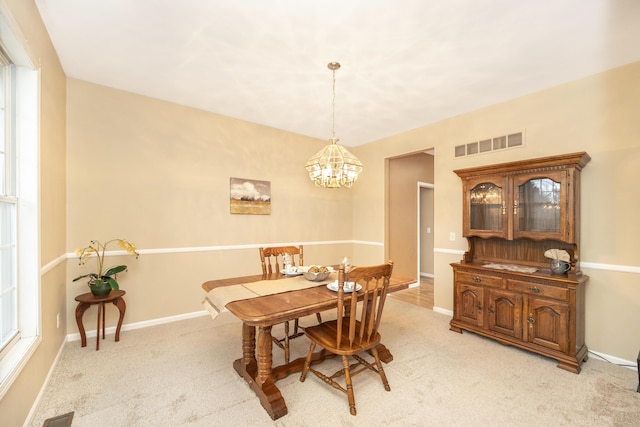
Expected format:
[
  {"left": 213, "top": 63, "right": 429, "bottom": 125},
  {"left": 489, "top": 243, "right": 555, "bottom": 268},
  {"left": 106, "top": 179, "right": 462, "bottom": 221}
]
[
  {"left": 513, "top": 171, "right": 566, "bottom": 239},
  {"left": 463, "top": 176, "right": 508, "bottom": 238},
  {"left": 469, "top": 182, "right": 504, "bottom": 231}
]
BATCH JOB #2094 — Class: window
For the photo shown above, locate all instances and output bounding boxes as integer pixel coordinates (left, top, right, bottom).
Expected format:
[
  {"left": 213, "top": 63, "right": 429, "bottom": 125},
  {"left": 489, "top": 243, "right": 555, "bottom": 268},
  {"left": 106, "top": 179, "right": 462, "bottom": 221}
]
[
  {"left": 0, "top": 10, "right": 40, "bottom": 399},
  {"left": 0, "top": 47, "right": 18, "bottom": 357}
]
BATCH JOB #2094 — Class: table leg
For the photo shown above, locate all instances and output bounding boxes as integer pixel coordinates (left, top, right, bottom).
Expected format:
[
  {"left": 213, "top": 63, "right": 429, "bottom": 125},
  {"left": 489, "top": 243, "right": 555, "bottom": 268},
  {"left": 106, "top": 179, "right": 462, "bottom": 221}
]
[
  {"left": 242, "top": 323, "right": 256, "bottom": 371},
  {"left": 101, "top": 302, "right": 106, "bottom": 339},
  {"left": 233, "top": 324, "right": 257, "bottom": 379},
  {"left": 74, "top": 302, "right": 90, "bottom": 348},
  {"left": 360, "top": 295, "right": 394, "bottom": 363},
  {"left": 374, "top": 343, "right": 394, "bottom": 363},
  {"left": 636, "top": 350, "right": 639, "bottom": 393},
  {"left": 233, "top": 324, "right": 287, "bottom": 420},
  {"left": 113, "top": 296, "right": 126, "bottom": 342},
  {"left": 96, "top": 303, "right": 103, "bottom": 351},
  {"left": 256, "top": 326, "right": 274, "bottom": 385}
]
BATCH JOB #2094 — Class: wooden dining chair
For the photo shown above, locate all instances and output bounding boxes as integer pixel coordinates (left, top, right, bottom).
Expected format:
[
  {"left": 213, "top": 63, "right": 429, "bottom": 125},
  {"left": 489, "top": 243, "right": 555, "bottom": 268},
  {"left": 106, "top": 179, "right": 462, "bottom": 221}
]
[
  {"left": 299, "top": 261, "right": 394, "bottom": 416},
  {"left": 259, "top": 245, "right": 303, "bottom": 276},
  {"left": 259, "top": 245, "right": 316, "bottom": 364}
]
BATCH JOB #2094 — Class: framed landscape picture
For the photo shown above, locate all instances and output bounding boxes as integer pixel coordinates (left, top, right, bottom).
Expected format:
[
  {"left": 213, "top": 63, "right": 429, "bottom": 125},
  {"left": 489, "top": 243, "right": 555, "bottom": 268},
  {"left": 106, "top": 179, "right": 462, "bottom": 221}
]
[{"left": 229, "top": 177, "right": 271, "bottom": 215}]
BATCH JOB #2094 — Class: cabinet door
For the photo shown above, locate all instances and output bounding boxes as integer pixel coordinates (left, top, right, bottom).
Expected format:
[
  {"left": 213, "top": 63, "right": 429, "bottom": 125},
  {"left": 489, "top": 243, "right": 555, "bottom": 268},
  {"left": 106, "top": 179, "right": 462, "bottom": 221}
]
[
  {"left": 454, "top": 283, "right": 484, "bottom": 328},
  {"left": 463, "top": 176, "right": 509, "bottom": 239},
  {"left": 487, "top": 289, "right": 522, "bottom": 339},
  {"left": 512, "top": 170, "right": 568, "bottom": 241},
  {"left": 523, "top": 297, "right": 568, "bottom": 353}
]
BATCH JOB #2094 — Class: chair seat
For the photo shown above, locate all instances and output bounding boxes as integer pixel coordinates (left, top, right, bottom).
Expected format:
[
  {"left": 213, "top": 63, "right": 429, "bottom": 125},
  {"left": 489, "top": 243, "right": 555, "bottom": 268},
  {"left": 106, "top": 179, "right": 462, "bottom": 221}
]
[{"left": 304, "top": 319, "right": 381, "bottom": 356}]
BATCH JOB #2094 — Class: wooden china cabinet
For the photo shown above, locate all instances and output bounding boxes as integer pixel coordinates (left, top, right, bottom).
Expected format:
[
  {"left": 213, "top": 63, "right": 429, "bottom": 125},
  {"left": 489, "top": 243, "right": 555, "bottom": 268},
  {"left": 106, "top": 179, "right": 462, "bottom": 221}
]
[{"left": 450, "top": 152, "right": 590, "bottom": 373}]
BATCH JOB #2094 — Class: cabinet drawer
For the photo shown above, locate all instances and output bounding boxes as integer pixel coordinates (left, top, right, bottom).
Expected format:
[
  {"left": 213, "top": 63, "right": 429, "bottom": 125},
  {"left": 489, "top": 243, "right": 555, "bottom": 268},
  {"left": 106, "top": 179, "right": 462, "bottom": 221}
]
[
  {"left": 507, "top": 279, "right": 567, "bottom": 301},
  {"left": 456, "top": 271, "right": 502, "bottom": 288}
]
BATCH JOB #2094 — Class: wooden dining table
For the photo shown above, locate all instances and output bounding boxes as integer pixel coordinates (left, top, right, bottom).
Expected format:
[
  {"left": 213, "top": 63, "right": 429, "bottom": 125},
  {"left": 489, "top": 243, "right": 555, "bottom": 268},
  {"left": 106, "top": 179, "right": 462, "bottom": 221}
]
[{"left": 201, "top": 270, "right": 415, "bottom": 420}]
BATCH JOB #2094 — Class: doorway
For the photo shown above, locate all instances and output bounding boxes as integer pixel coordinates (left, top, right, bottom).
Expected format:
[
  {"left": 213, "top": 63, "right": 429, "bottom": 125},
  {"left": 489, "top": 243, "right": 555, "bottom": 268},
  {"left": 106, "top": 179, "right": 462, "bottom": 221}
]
[
  {"left": 386, "top": 151, "right": 434, "bottom": 279},
  {"left": 418, "top": 183, "right": 434, "bottom": 281},
  {"left": 387, "top": 179, "right": 435, "bottom": 310}
]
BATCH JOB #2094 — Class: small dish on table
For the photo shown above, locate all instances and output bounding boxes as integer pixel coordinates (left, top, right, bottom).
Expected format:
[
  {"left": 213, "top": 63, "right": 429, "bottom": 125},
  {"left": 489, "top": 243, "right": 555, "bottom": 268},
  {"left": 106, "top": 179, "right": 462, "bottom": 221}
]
[{"left": 326, "top": 281, "right": 361, "bottom": 293}]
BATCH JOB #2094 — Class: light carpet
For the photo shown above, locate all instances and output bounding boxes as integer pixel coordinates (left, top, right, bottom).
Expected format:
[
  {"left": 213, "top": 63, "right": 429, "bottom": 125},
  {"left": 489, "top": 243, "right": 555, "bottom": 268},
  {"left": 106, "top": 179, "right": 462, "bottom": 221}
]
[{"left": 29, "top": 299, "right": 640, "bottom": 426}]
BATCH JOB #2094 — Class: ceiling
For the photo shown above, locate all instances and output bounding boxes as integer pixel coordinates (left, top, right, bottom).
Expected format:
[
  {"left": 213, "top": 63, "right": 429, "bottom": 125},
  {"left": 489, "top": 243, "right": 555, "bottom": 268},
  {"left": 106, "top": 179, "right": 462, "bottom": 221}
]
[{"left": 35, "top": 0, "right": 640, "bottom": 147}]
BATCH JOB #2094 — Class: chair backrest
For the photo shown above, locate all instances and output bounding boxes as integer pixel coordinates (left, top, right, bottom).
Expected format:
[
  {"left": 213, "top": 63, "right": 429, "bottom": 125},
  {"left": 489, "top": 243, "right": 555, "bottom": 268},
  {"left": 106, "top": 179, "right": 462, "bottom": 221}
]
[
  {"left": 336, "top": 261, "right": 394, "bottom": 350},
  {"left": 259, "top": 245, "right": 304, "bottom": 275}
]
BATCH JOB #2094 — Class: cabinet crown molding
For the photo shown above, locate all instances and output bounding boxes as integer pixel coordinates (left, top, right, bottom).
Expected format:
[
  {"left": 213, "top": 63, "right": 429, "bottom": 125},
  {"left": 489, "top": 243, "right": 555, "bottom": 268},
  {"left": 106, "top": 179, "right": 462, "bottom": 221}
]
[{"left": 454, "top": 152, "right": 591, "bottom": 179}]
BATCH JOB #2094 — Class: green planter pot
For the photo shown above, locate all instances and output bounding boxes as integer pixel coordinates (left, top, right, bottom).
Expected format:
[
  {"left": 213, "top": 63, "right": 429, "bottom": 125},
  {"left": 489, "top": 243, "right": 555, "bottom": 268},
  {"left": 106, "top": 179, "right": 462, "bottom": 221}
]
[{"left": 89, "top": 282, "right": 112, "bottom": 297}]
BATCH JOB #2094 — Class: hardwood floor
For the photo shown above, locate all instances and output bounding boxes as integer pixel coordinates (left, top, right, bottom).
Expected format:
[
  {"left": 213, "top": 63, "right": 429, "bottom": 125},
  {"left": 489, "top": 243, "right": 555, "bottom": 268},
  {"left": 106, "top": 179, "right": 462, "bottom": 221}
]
[{"left": 388, "top": 276, "right": 433, "bottom": 309}]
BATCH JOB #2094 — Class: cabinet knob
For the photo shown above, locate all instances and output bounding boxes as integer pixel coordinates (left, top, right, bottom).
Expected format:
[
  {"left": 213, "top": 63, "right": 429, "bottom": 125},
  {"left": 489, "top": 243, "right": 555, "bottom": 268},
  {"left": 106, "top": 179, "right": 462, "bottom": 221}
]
[
  {"left": 528, "top": 286, "right": 541, "bottom": 293},
  {"left": 473, "top": 276, "right": 482, "bottom": 283},
  {"left": 488, "top": 306, "right": 495, "bottom": 314},
  {"left": 476, "top": 303, "right": 483, "bottom": 311},
  {"left": 527, "top": 314, "right": 535, "bottom": 327}
]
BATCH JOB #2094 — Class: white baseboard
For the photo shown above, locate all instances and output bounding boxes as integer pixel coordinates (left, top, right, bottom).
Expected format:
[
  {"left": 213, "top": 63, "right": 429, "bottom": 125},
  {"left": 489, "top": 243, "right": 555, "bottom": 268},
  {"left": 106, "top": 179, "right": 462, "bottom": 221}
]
[
  {"left": 433, "top": 306, "right": 453, "bottom": 316},
  {"left": 66, "top": 310, "right": 210, "bottom": 342},
  {"left": 25, "top": 337, "right": 67, "bottom": 427},
  {"left": 588, "top": 349, "right": 638, "bottom": 371}
]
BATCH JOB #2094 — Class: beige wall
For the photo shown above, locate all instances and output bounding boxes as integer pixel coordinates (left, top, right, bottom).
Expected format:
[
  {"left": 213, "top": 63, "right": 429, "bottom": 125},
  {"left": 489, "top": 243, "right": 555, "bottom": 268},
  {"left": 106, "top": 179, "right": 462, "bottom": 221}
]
[
  {"left": 64, "top": 79, "right": 362, "bottom": 327},
  {"left": 355, "top": 61, "right": 640, "bottom": 363},
  {"left": 2, "top": 1, "right": 640, "bottom": 425}
]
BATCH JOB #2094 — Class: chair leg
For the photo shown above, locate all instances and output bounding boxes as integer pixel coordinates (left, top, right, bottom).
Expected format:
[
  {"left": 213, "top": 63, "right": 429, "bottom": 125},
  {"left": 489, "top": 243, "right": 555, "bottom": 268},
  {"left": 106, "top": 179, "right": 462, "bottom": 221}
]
[
  {"left": 371, "top": 347, "right": 391, "bottom": 391},
  {"left": 300, "top": 343, "right": 316, "bottom": 382},
  {"left": 342, "top": 355, "right": 356, "bottom": 415},
  {"left": 284, "top": 321, "right": 290, "bottom": 364},
  {"left": 293, "top": 318, "right": 300, "bottom": 335}
]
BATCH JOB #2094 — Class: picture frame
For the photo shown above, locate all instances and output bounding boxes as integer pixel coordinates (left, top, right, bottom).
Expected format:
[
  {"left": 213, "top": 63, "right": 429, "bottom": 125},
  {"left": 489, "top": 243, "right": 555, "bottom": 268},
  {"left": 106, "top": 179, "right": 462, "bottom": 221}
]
[{"left": 229, "top": 177, "right": 271, "bottom": 215}]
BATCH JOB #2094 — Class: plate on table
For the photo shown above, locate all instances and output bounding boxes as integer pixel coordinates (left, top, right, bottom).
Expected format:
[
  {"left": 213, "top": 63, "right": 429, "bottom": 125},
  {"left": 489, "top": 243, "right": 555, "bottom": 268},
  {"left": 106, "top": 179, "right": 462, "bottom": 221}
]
[
  {"left": 281, "top": 269, "right": 302, "bottom": 277},
  {"left": 326, "top": 281, "right": 361, "bottom": 293}
]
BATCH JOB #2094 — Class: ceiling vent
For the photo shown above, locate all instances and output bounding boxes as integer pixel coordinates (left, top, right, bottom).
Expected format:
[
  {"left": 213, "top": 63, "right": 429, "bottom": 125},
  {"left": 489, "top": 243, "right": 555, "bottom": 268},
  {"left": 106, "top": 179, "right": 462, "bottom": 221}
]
[{"left": 455, "top": 131, "right": 524, "bottom": 158}]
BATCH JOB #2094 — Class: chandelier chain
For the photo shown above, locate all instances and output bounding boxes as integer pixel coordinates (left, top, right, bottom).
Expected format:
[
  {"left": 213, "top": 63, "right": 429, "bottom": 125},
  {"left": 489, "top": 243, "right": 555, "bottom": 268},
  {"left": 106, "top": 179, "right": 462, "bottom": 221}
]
[{"left": 331, "top": 67, "right": 336, "bottom": 140}]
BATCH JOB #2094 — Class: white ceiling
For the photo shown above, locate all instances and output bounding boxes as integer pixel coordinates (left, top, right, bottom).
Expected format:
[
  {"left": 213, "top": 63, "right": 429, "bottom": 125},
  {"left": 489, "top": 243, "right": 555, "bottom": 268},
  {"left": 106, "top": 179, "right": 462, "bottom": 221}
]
[{"left": 35, "top": 0, "right": 640, "bottom": 147}]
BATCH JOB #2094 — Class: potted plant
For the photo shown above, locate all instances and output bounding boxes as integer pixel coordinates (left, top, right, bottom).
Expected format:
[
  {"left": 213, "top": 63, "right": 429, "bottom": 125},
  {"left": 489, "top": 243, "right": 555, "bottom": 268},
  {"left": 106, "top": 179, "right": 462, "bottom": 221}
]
[{"left": 73, "top": 239, "right": 139, "bottom": 296}]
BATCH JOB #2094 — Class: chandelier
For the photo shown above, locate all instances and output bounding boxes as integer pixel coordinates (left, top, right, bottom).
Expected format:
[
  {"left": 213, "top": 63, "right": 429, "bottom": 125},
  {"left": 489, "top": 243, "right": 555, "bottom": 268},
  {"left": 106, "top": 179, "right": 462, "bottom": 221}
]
[{"left": 305, "top": 62, "right": 363, "bottom": 188}]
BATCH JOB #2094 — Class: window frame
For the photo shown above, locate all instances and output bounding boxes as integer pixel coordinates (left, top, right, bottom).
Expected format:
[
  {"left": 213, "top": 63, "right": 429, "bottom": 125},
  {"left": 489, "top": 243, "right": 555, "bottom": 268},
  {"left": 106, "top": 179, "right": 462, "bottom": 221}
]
[{"left": 0, "top": 10, "right": 41, "bottom": 400}]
